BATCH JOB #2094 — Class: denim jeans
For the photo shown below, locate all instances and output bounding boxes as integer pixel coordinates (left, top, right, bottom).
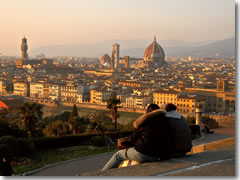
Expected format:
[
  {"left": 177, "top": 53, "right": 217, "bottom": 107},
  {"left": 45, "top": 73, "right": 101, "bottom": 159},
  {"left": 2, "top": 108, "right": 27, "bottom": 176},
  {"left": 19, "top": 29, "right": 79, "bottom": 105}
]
[{"left": 101, "top": 147, "right": 159, "bottom": 171}]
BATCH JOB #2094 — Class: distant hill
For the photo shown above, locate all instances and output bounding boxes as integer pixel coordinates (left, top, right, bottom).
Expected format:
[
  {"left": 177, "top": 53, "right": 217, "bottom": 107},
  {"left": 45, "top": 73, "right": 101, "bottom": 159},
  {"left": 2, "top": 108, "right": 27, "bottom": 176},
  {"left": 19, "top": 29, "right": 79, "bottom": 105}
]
[
  {"left": 30, "top": 37, "right": 235, "bottom": 58},
  {"left": 121, "top": 37, "right": 235, "bottom": 57}
]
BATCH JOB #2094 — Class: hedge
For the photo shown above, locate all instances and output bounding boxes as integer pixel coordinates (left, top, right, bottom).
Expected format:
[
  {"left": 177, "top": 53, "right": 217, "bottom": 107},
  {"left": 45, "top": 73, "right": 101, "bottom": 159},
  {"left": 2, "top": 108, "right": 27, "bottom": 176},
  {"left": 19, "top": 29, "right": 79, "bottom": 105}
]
[
  {"left": 31, "top": 131, "right": 133, "bottom": 151},
  {"left": 0, "top": 136, "right": 35, "bottom": 159}
]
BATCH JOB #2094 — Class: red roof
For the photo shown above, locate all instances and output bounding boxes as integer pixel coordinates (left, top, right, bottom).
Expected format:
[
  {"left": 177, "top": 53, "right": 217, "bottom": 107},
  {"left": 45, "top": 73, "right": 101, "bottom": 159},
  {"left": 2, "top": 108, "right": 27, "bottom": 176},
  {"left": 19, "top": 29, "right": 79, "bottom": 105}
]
[{"left": 0, "top": 101, "right": 8, "bottom": 110}]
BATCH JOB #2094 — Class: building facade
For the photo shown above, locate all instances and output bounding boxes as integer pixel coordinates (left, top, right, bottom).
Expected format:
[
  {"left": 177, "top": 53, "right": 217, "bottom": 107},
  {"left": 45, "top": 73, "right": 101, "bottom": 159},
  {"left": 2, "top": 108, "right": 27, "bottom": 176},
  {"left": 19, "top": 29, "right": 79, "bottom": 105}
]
[
  {"left": 0, "top": 80, "right": 6, "bottom": 94},
  {"left": 30, "top": 82, "right": 45, "bottom": 98},
  {"left": 90, "top": 88, "right": 111, "bottom": 105},
  {"left": 48, "top": 83, "right": 61, "bottom": 101},
  {"left": 61, "top": 83, "right": 78, "bottom": 103},
  {"left": 176, "top": 95, "right": 206, "bottom": 114},
  {"left": 153, "top": 90, "right": 179, "bottom": 105},
  {"left": 13, "top": 81, "right": 29, "bottom": 97}
]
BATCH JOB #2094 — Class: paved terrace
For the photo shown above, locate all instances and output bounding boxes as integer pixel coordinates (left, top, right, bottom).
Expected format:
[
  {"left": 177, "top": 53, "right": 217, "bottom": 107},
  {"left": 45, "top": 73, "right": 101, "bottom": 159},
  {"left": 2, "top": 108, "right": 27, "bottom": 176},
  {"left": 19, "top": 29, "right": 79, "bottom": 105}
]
[{"left": 25, "top": 127, "right": 235, "bottom": 176}]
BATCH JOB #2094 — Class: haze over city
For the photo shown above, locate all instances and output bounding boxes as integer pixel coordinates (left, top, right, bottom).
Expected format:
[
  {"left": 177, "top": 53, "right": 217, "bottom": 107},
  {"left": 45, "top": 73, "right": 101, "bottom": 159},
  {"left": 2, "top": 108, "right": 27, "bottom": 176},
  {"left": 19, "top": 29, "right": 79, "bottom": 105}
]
[{"left": 0, "top": 0, "right": 235, "bottom": 56}]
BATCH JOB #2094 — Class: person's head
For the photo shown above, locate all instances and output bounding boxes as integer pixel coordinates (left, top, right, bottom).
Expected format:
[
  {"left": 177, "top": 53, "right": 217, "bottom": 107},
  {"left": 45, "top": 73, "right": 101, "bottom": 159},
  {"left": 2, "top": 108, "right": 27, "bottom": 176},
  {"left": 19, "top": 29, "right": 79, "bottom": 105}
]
[
  {"left": 165, "top": 103, "right": 177, "bottom": 112},
  {"left": 146, "top": 104, "right": 160, "bottom": 113}
]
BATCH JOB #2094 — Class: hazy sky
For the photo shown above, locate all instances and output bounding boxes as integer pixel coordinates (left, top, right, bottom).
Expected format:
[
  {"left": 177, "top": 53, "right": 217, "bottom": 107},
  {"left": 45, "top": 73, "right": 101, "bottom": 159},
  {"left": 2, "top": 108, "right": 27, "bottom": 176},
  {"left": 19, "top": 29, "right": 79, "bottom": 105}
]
[{"left": 0, "top": 0, "right": 235, "bottom": 56}]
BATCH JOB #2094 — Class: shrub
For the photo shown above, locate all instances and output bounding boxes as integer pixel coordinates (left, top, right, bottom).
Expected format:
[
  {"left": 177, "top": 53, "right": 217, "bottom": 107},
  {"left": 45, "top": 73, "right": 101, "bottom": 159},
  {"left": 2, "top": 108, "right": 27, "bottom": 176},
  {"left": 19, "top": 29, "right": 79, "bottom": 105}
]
[
  {"left": 202, "top": 115, "right": 219, "bottom": 129},
  {"left": 0, "top": 122, "right": 28, "bottom": 138},
  {"left": 31, "top": 131, "right": 133, "bottom": 151},
  {"left": 9, "top": 124, "right": 28, "bottom": 138},
  {"left": 0, "top": 121, "right": 11, "bottom": 137},
  {"left": 43, "top": 120, "right": 70, "bottom": 136},
  {"left": 90, "top": 136, "right": 105, "bottom": 147},
  {"left": 0, "top": 144, "right": 13, "bottom": 161},
  {"left": 0, "top": 136, "right": 18, "bottom": 160},
  {"left": 16, "top": 138, "right": 35, "bottom": 157},
  {"left": 0, "top": 136, "right": 35, "bottom": 158},
  {"left": 32, "top": 134, "right": 96, "bottom": 151}
]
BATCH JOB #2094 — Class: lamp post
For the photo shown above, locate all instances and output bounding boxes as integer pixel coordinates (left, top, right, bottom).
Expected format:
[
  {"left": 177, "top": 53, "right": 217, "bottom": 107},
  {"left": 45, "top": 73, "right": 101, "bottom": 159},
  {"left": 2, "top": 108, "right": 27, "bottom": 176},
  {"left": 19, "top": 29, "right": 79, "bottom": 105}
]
[{"left": 195, "top": 104, "right": 204, "bottom": 138}]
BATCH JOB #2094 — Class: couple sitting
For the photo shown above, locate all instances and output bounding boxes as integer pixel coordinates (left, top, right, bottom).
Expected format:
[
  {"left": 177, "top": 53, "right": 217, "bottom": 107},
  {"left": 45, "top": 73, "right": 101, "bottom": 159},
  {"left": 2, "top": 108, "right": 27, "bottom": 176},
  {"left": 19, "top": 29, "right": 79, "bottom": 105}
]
[{"left": 101, "top": 103, "right": 192, "bottom": 171}]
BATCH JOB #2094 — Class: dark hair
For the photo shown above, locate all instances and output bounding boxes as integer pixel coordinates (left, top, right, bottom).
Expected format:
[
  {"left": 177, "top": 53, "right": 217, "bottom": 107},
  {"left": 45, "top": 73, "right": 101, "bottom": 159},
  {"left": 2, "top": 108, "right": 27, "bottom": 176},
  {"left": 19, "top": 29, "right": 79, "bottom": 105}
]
[
  {"left": 146, "top": 104, "right": 160, "bottom": 113},
  {"left": 165, "top": 103, "right": 177, "bottom": 112}
]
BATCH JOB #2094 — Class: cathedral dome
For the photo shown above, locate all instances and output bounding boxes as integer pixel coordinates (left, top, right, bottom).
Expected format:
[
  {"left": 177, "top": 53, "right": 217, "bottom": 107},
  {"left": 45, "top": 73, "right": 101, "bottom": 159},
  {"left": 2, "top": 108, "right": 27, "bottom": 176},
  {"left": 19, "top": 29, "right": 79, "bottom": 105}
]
[
  {"left": 144, "top": 36, "right": 166, "bottom": 67},
  {"left": 100, "top": 54, "right": 111, "bottom": 65}
]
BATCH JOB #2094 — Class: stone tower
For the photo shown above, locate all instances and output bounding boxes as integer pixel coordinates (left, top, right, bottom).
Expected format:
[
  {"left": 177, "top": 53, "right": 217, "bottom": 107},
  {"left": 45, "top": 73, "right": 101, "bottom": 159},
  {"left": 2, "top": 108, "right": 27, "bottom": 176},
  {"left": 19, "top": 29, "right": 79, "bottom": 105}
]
[
  {"left": 113, "top": 43, "right": 120, "bottom": 69},
  {"left": 21, "top": 36, "right": 28, "bottom": 60}
]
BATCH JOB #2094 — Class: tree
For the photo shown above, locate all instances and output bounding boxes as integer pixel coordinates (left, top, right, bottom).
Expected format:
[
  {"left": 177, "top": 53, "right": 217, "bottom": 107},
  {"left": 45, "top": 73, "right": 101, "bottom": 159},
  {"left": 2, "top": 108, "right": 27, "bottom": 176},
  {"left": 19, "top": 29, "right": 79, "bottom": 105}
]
[
  {"left": 43, "top": 120, "right": 70, "bottom": 136},
  {"left": 70, "top": 116, "right": 90, "bottom": 134},
  {"left": 19, "top": 102, "right": 43, "bottom": 137},
  {"left": 68, "top": 104, "right": 79, "bottom": 134},
  {"left": 88, "top": 111, "right": 113, "bottom": 133},
  {"left": 107, "top": 92, "right": 121, "bottom": 131}
]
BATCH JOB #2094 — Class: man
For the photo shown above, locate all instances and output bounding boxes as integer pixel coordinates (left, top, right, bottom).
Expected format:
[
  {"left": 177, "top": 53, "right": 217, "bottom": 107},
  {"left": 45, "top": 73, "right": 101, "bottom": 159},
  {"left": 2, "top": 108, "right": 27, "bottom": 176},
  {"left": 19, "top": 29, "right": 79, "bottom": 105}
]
[
  {"left": 165, "top": 103, "right": 192, "bottom": 157},
  {"left": 101, "top": 104, "right": 174, "bottom": 171}
]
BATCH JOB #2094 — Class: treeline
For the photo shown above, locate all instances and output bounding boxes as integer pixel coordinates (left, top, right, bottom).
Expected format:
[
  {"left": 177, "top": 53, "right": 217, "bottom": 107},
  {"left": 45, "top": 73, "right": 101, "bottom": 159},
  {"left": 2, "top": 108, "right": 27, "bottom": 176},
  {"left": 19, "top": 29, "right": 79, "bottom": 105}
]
[{"left": 1, "top": 102, "right": 134, "bottom": 138}]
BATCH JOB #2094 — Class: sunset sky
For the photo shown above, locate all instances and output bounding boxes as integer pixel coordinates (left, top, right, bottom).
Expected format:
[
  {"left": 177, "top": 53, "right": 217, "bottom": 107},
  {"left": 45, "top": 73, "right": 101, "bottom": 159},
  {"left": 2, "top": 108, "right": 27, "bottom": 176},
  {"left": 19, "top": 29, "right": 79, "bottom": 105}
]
[{"left": 0, "top": 0, "right": 235, "bottom": 56}]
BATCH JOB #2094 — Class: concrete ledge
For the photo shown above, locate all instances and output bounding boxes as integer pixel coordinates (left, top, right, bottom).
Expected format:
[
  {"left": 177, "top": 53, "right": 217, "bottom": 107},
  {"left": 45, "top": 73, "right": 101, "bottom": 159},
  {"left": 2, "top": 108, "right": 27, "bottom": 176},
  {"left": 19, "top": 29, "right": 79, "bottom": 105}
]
[{"left": 188, "top": 137, "right": 235, "bottom": 154}]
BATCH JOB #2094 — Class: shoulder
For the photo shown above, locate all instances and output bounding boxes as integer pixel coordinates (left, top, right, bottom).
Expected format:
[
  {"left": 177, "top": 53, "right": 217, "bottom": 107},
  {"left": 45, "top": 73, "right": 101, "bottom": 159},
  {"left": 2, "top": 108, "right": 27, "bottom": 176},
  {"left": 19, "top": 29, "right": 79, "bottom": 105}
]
[{"left": 133, "top": 109, "right": 165, "bottom": 128}]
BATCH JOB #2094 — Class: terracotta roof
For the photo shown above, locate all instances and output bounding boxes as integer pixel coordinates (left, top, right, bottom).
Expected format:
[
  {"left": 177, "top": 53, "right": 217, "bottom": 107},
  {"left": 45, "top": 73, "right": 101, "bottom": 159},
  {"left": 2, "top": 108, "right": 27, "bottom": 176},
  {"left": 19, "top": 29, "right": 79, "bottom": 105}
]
[
  {"left": 177, "top": 95, "right": 204, "bottom": 100},
  {"left": 144, "top": 37, "right": 165, "bottom": 59},
  {"left": 153, "top": 90, "right": 179, "bottom": 94},
  {"left": 100, "top": 54, "right": 111, "bottom": 63}
]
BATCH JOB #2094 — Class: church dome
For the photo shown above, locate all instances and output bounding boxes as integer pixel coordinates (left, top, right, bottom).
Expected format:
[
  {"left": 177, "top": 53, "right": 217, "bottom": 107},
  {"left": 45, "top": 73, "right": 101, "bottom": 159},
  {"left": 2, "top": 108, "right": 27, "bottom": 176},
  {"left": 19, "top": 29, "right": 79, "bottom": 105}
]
[
  {"left": 100, "top": 54, "right": 111, "bottom": 65},
  {"left": 144, "top": 36, "right": 166, "bottom": 67}
]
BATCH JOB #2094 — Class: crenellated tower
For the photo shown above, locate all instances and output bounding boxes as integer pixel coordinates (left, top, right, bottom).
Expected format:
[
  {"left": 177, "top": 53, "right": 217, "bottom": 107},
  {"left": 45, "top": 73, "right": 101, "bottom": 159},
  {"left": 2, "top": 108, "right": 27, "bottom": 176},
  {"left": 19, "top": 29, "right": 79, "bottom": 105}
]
[{"left": 21, "top": 36, "right": 29, "bottom": 60}]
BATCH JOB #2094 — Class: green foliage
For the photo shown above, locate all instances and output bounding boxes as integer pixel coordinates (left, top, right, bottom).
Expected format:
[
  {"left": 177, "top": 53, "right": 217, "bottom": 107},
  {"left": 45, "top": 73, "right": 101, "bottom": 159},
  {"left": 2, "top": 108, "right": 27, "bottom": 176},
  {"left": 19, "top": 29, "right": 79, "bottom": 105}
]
[
  {"left": 0, "top": 136, "right": 18, "bottom": 160},
  {"left": 107, "top": 92, "right": 121, "bottom": 131},
  {"left": 88, "top": 111, "right": 115, "bottom": 133},
  {"left": 43, "top": 111, "right": 71, "bottom": 125},
  {"left": 71, "top": 116, "right": 90, "bottom": 134},
  {"left": 43, "top": 120, "right": 70, "bottom": 137},
  {"left": 32, "top": 134, "right": 95, "bottom": 151},
  {"left": 186, "top": 115, "right": 219, "bottom": 129},
  {"left": 68, "top": 104, "right": 80, "bottom": 134},
  {"left": 30, "top": 131, "right": 132, "bottom": 151},
  {"left": 0, "top": 144, "right": 12, "bottom": 160},
  {"left": 90, "top": 136, "right": 105, "bottom": 147},
  {"left": 16, "top": 138, "right": 35, "bottom": 158},
  {"left": 0, "top": 121, "right": 27, "bottom": 138},
  {"left": 8, "top": 124, "right": 28, "bottom": 138},
  {"left": 70, "top": 104, "right": 79, "bottom": 118},
  {"left": 13, "top": 145, "right": 116, "bottom": 175},
  {"left": 58, "top": 111, "right": 71, "bottom": 121},
  {"left": 19, "top": 102, "right": 43, "bottom": 137},
  {"left": 0, "top": 121, "right": 11, "bottom": 137},
  {"left": 202, "top": 115, "right": 219, "bottom": 129},
  {"left": 0, "top": 136, "right": 35, "bottom": 159}
]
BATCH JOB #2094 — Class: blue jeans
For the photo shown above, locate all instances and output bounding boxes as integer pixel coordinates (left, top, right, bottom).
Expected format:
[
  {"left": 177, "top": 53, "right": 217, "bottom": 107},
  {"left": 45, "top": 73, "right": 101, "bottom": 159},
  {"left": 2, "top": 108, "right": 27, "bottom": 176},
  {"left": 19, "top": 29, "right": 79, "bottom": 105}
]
[{"left": 101, "top": 147, "right": 159, "bottom": 171}]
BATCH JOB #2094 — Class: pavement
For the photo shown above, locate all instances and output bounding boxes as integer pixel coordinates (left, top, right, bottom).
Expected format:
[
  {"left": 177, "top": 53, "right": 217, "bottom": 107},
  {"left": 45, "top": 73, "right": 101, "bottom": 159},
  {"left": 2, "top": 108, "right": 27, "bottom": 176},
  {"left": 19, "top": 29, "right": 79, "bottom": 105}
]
[
  {"left": 24, "top": 127, "right": 235, "bottom": 176},
  {"left": 80, "top": 145, "right": 235, "bottom": 176}
]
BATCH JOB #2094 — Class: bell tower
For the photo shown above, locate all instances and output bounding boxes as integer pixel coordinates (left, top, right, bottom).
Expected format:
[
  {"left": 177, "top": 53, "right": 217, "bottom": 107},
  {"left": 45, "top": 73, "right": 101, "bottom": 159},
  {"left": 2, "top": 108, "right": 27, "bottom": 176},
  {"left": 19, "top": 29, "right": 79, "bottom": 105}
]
[{"left": 21, "top": 36, "right": 28, "bottom": 60}]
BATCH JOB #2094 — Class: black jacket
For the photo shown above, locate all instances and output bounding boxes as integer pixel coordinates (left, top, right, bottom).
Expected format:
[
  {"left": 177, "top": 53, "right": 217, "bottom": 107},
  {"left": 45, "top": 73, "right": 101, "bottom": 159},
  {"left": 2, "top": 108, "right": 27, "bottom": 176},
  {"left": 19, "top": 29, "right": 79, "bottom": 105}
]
[{"left": 130, "top": 111, "right": 175, "bottom": 160}]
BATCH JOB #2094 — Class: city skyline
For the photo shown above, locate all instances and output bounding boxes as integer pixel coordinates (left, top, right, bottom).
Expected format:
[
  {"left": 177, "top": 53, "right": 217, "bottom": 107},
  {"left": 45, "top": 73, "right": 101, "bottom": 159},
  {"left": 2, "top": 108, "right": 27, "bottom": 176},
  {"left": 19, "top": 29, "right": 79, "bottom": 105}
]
[{"left": 0, "top": 0, "right": 235, "bottom": 56}]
